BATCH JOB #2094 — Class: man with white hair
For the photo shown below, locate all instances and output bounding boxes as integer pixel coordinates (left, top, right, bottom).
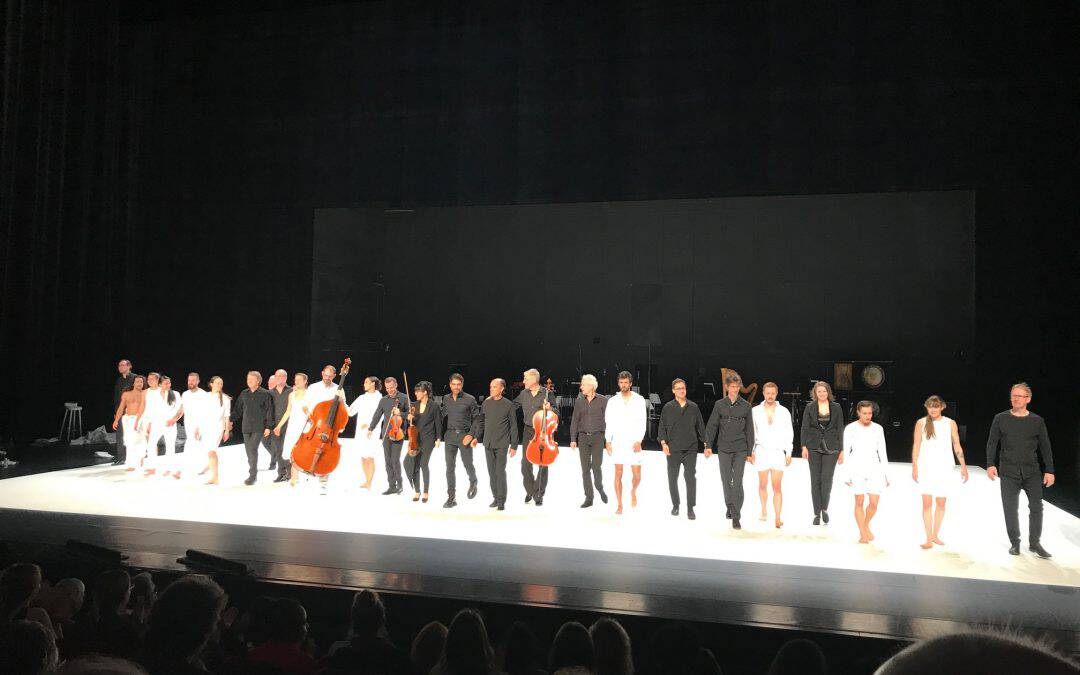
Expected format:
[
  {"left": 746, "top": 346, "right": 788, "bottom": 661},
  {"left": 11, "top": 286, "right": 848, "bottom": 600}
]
[
  {"left": 514, "top": 368, "right": 553, "bottom": 506},
  {"left": 605, "top": 371, "right": 647, "bottom": 514},
  {"left": 267, "top": 368, "right": 292, "bottom": 481},
  {"left": 570, "top": 373, "right": 608, "bottom": 508}
]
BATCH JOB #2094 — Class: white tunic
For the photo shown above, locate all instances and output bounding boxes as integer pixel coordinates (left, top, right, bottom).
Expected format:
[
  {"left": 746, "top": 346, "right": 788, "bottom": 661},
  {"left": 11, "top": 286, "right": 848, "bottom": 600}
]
[
  {"left": 915, "top": 416, "right": 957, "bottom": 496},
  {"left": 181, "top": 389, "right": 210, "bottom": 441},
  {"left": 281, "top": 389, "right": 311, "bottom": 461},
  {"left": 604, "top": 391, "right": 647, "bottom": 465},
  {"left": 842, "top": 421, "right": 889, "bottom": 494},
  {"left": 348, "top": 391, "right": 383, "bottom": 459},
  {"left": 201, "top": 393, "right": 231, "bottom": 451},
  {"left": 751, "top": 402, "right": 794, "bottom": 472}
]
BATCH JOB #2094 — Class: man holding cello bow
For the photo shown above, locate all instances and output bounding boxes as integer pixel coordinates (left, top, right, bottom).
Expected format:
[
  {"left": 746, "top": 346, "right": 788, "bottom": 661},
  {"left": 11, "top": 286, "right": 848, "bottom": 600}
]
[
  {"left": 515, "top": 368, "right": 552, "bottom": 506},
  {"left": 369, "top": 376, "right": 411, "bottom": 495}
]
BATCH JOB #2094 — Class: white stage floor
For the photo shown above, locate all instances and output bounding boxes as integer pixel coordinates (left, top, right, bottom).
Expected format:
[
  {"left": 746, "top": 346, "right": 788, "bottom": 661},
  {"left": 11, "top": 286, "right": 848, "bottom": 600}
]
[{"left": 1, "top": 442, "right": 1077, "bottom": 589}]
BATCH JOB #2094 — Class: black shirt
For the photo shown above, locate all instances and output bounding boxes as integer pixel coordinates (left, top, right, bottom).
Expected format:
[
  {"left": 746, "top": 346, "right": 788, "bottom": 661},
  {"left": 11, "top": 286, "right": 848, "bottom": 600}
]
[
  {"left": 705, "top": 396, "right": 755, "bottom": 455},
  {"left": 441, "top": 391, "right": 478, "bottom": 433},
  {"left": 268, "top": 385, "right": 292, "bottom": 426},
  {"left": 114, "top": 372, "right": 136, "bottom": 409},
  {"left": 515, "top": 387, "right": 551, "bottom": 431},
  {"left": 986, "top": 411, "right": 1054, "bottom": 478},
  {"left": 230, "top": 387, "right": 274, "bottom": 434},
  {"left": 411, "top": 399, "right": 444, "bottom": 449},
  {"left": 470, "top": 397, "right": 520, "bottom": 449},
  {"left": 569, "top": 393, "right": 607, "bottom": 442},
  {"left": 658, "top": 399, "right": 706, "bottom": 451},
  {"left": 369, "top": 391, "right": 411, "bottom": 439}
]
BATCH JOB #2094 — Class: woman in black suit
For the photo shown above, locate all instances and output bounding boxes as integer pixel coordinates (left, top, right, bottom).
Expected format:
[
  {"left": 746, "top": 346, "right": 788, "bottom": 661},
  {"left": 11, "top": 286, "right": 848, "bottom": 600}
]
[
  {"left": 405, "top": 380, "right": 443, "bottom": 503},
  {"left": 800, "top": 381, "right": 845, "bottom": 525}
]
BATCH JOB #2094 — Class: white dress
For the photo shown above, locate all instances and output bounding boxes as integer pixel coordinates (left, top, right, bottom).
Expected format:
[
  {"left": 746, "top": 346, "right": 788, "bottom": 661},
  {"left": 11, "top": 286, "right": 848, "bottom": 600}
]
[
  {"left": 751, "top": 402, "right": 794, "bottom": 472},
  {"left": 347, "top": 391, "right": 383, "bottom": 459},
  {"left": 181, "top": 389, "right": 210, "bottom": 458},
  {"left": 916, "top": 416, "right": 957, "bottom": 497},
  {"left": 145, "top": 389, "right": 181, "bottom": 470},
  {"left": 842, "top": 421, "right": 889, "bottom": 494},
  {"left": 281, "top": 389, "right": 311, "bottom": 461},
  {"left": 202, "top": 393, "right": 231, "bottom": 454},
  {"left": 604, "top": 391, "right": 647, "bottom": 465}
]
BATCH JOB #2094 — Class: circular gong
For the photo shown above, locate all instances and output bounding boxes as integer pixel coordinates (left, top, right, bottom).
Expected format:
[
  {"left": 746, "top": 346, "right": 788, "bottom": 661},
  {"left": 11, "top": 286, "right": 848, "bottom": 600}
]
[{"left": 861, "top": 364, "right": 885, "bottom": 389}]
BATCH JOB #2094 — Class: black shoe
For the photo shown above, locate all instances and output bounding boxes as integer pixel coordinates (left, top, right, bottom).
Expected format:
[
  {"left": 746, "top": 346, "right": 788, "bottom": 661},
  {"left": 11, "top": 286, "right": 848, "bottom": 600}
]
[
  {"left": 382, "top": 487, "right": 395, "bottom": 495},
  {"left": 821, "top": 510, "right": 830, "bottom": 524},
  {"left": 726, "top": 508, "right": 732, "bottom": 519},
  {"left": 535, "top": 496, "right": 543, "bottom": 506},
  {"left": 244, "top": 477, "right": 256, "bottom": 486},
  {"left": 525, "top": 494, "right": 533, "bottom": 503},
  {"left": 444, "top": 497, "right": 457, "bottom": 508},
  {"left": 111, "top": 458, "right": 124, "bottom": 466},
  {"left": 273, "top": 475, "right": 288, "bottom": 483},
  {"left": 393, "top": 485, "right": 403, "bottom": 495},
  {"left": 1008, "top": 544, "right": 1021, "bottom": 556},
  {"left": 581, "top": 499, "right": 593, "bottom": 508},
  {"left": 598, "top": 489, "right": 609, "bottom": 504},
  {"left": 268, "top": 461, "right": 277, "bottom": 471},
  {"left": 688, "top": 508, "right": 696, "bottom": 521},
  {"left": 489, "top": 499, "right": 499, "bottom": 508},
  {"left": 467, "top": 482, "right": 478, "bottom": 499},
  {"left": 671, "top": 505, "right": 680, "bottom": 516},
  {"left": 733, "top": 519, "right": 741, "bottom": 530},
  {"left": 497, "top": 503, "right": 506, "bottom": 511},
  {"left": 1029, "top": 543, "right": 1052, "bottom": 559},
  {"left": 813, "top": 515, "right": 821, "bottom": 526}
]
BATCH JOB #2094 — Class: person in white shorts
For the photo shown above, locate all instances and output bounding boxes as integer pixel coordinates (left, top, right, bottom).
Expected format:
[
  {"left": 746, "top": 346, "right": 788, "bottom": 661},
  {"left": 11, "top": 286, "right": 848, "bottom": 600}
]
[
  {"left": 751, "top": 382, "right": 794, "bottom": 528},
  {"left": 604, "top": 371, "right": 647, "bottom": 515},
  {"left": 911, "top": 394, "right": 969, "bottom": 549},
  {"left": 348, "top": 376, "right": 384, "bottom": 490},
  {"left": 842, "top": 401, "right": 890, "bottom": 544}
]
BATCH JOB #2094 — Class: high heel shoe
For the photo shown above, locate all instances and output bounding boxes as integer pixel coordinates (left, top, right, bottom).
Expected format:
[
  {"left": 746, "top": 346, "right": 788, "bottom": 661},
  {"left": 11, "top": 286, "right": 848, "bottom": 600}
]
[
  {"left": 412, "top": 493, "right": 420, "bottom": 502},
  {"left": 422, "top": 493, "right": 429, "bottom": 503}
]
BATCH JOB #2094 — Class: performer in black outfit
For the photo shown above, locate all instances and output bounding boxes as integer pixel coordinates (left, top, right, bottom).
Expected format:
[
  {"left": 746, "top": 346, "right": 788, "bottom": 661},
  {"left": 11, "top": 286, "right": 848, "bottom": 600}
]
[
  {"left": 800, "top": 381, "right": 845, "bottom": 526},
  {"left": 658, "top": 378, "right": 707, "bottom": 520},
  {"left": 369, "top": 376, "right": 411, "bottom": 495},
  {"left": 230, "top": 371, "right": 274, "bottom": 485},
  {"left": 469, "top": 378, "right": 520, "bottom": 510},
  {"left": 569, "top": 374, "right": 608, "bottom": 508},
  {"left": 403, "top": 381, "right": 443, "bottom": 503},
  {"left": 704, "top": 372, "right": 755, "bottom": 529},
  {"left": 267, "top": 369, "right": 292, "bottom": 482},
  {"left": 515, "top": 368, "right": 551, "bottom": 505},
  {"left": 112, "top": 359, "right": 136, "bottom": 465},
  {"left": 986, "top": 382, "right": 1055, "bottom": 558},
  {"left": 441, "top": 373, "right": 479, "bottom": 508}
]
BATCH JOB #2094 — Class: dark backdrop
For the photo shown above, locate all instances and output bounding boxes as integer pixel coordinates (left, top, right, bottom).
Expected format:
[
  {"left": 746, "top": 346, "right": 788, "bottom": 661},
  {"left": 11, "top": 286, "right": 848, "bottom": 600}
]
[{"left": 1, "top": 1, "right": 1076, "bottom": 482}]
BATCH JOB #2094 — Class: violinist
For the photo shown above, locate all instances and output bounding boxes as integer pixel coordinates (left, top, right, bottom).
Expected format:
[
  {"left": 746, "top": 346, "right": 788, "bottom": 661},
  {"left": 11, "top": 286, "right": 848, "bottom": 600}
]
[
  {"left": 469, "top": 378, "right": 519, "bottom": 511},
  {"left": 514, "top": 368, "right": 552, "bottom": 506},
  {"left": 403, "top": 381, "right": 443, "bottom": 503},
  {"left": 369, "top": 376, "right": 411, "bottom": 495}
]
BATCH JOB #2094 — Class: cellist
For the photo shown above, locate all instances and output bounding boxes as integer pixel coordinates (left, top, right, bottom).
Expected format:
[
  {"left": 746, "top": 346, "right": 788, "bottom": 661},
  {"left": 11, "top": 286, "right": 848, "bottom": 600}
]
[
  {"left": 514, "top": 368, "right": 553, "bottom": 506},
  {"left": 368, "top": 376, "right": 411, "bottom": 495}
]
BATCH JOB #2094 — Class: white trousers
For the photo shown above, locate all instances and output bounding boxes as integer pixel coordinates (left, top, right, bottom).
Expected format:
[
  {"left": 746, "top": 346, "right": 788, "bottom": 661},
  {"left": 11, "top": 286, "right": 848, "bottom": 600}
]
[
  {"left": 122, "top": 415, "right": 147, "bottom": 468},
  {"left": 145, "top": 419, "right": 178, "bottom": 471}
]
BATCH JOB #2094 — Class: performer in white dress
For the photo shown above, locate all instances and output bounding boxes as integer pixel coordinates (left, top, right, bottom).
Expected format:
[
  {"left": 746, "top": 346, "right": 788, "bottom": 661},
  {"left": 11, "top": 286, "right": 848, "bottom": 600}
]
[
  {"left": 842, "top": 401, "right": 890, "bottom": 544},
  {"left": 911, "top": 395, "right": 969, "bottom": 549},
  {"left": 347, "top": 376, "right": 384, "bottom": 490},
  {"left": 145, "top": 376, "right": 183, "bottom": 477},
  {"left": 273, "top": 373, "right": 310, "bottom": 487},
  {"left": 604, "top": 371, "right": 647, "bottom": 514},
  {"left": 177, "top": 373, "right": 209, "bottom": 481},
  {"left": 200, "top": 376, "right": 231, "bottom": 485},
  {"left": 751, "top": 382, "right": 794, "bottom": 528}
]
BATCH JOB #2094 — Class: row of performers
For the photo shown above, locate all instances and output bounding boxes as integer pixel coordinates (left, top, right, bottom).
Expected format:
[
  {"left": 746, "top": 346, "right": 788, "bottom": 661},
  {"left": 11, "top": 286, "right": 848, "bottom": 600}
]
[{"left": 111, "top": 362, "right": 1056, "bottom": 556}]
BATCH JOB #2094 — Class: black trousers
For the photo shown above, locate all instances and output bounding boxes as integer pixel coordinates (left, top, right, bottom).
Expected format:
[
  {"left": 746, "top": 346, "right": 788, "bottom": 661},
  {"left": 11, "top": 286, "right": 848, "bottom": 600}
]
[
  {"left": 667, "top": 448, "right": 697, "bottom": 508},
  {"left": 808, "top": 450, "right": 839, "bottom": 514},
  {"left": 485, "top": 445, "right": 509, "bottom": 504},
  {"left": 444, "top": 442, "right": 477, "bottom": 495},
  {"left": 269, "top": 432, "right": 288, "bottom": 477},
  {"left": 383, "top": 437, "right": 404, "bottom": 488},
  {"left": 717, "top": 451, "right": 747, "bottom": 519},
  {"left": 521, "top": 454, "right": 549, "bottom": 499},
  {"left": 404, "top": 445, "right": 435, "bottom": 493},
  {"left": 115, "top": 417, "right": 126, "bottom": 462},
  {"left": 1000, "top": 472, "right": 1044, "bottom": 545},
  {"left": 577, "top": 432, "right": 605, "bottom": 500},
  {"left": 243, "top": 432, "right": 262, "bottom": 479}
]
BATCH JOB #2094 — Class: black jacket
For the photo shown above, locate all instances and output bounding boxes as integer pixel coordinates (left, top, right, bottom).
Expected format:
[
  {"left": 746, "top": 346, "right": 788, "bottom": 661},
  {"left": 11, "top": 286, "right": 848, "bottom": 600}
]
[
  {"left": 800, "top": 401, "right": 844, "bottom": 454},
  {"left": 230, "top": 387, "right": 274, "bottom": 434}
]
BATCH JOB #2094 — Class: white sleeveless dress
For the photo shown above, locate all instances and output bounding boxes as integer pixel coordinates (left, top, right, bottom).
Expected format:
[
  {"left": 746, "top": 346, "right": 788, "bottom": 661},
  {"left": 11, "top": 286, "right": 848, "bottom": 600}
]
[
  {"left": 282, "top": 389, "right": 311, "bottom": 461},
  {"left": 916, "top": 416, "right": 957, "bottom": 496}
]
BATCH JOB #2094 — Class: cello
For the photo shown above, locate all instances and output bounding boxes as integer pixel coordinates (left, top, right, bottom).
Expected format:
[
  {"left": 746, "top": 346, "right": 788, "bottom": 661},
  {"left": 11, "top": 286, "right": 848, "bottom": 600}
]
[
  {"left": 290, "top": 357, "right": 351, "bottom": 478},
  {"left": 525, "top": 378, "right": 559, "bottom": 466}
]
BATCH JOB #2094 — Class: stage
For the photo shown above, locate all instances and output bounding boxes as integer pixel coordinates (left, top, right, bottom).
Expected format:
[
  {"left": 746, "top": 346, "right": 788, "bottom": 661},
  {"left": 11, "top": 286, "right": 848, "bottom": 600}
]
[{"left": 1, "top": 443, "right": 1077, "bottom": 647}]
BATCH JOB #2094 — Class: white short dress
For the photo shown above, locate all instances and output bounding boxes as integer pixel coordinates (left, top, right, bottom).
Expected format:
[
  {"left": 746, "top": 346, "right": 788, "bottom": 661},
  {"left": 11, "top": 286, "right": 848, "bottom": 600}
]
[
  {"left": 348, "top": 391, "right": 383, "bottom": 459},
  {"left": 752, "top": 403, "right": 794, "bottom": 472},
  {"left": 281, "top": 389, "right": 311, "bottom": 461},
  {"left": 916, "top": 416, "right": 958, "bottom": 497},
  {"left": 605, "top": 392, "right": 647, "bottom": 466},
  {"left": 843, "top": 421, "right": 889, "bottom": 495}
]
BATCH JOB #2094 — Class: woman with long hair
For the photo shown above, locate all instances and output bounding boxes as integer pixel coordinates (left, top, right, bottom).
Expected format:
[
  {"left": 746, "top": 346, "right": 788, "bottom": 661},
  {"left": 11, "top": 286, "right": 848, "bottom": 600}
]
[
  {"left": 911, "top": 395, "right": 969, "bottom": 548},
  {"left": 800, "top": 381, "right": 845, "bottom": 526},
  {"left": 432, "top": 608, "right": 497, "bottom": 675},
  {"left": 200, "top": 376, "right": 231, "bottom": 485},
  {"left": 347, "top": 376, "right": 383, "bottom": 490},
  {"left": 404, "top": 380, "right": 443, "bottom": 503},
  {"left": 273, "top": 372, "right": 310, "bottom": 487},
  {"left": 145, "top": 376, "right": 182, "bottom": 478}
]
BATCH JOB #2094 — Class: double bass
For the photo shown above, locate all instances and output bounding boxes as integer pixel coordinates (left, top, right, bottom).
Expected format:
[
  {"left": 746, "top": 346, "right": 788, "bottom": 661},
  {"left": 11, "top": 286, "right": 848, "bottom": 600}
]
[
  {"left": 525, "top": 378, "right": 559, "bottom": 466},
  {"left": 290, "top": 357, "right": 351, "bottom": 477}
]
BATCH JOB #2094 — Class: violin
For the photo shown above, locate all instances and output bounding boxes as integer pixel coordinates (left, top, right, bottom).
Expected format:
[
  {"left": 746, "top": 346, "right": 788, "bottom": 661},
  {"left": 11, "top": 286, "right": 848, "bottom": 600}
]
[
  {"left": 387, "top": 403, "right": 405, "bottom": 442},
  {"left": 290, "top": 357, "right": 351, "bottom": 477},
  {"left": 525, "top": 378, "right": 559, "bottom": 467},
  {"left": 404, "top": 371, "right": 420, "bottom": 456}
]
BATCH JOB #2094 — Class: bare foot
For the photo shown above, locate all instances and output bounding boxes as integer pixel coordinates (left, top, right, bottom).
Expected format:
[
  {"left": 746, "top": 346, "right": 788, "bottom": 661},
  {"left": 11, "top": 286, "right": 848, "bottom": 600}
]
[
  {"left": 920, "top": 541, "right": 933, "bottom": 550},
  {"left": 173, "top": 472, "right": 181, "bottom": 480},
  {"left": 143, "top": 469, "right": 156, "bottom": 477},
  {"left": 631, "top": 491, "right": 637, "bottom": 508},
  {"left": 932, "top": 537, "right": 945, "bottom": 546},
  {"left": 125, "top": 467, "right": 136, "bottom": 472},
  {"left": 867, "top": 531, "right": 875, "bottom": 542},
  {"left": 361, "top": 482, "right": 372, "bottom": 490},
  {"left": 198, "top": 467, "right": 209, "bottom": 476},
  {"left": 616, "top": 506, "right": 623, "bottom": 515},
  {"left": 759, "top": 511, "right": 767, "bottom": 521},
  {"left": 205, "top": 479, "right": 218, "bottom": 486},
  {"left": 859, "top": 536, "right": 869, "bottom": 544},
  {"left": 775, "top": 520, "right": 783, "bottom": 529}
]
